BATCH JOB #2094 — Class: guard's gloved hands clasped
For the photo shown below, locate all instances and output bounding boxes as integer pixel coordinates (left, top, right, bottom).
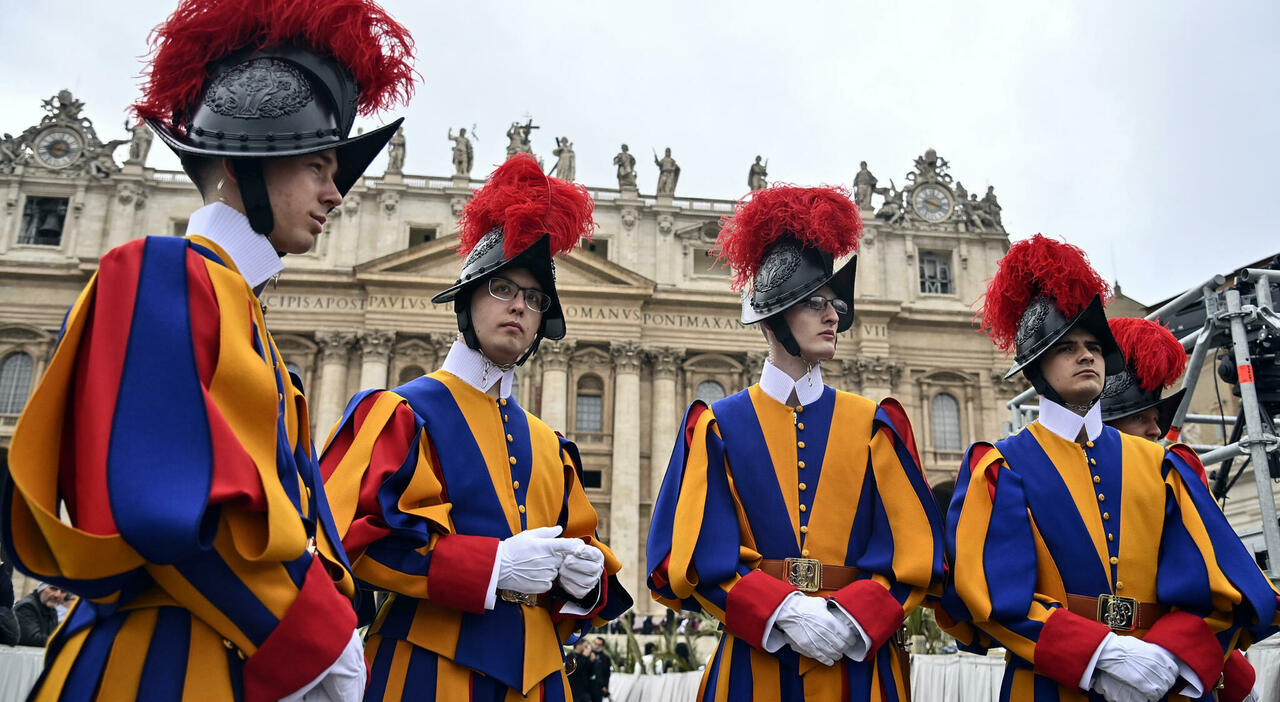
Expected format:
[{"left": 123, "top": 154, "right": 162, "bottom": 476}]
[
  {"left": 557, "top": 542, "right": 605, "bottom": 599},
  {"left": 773, "top": 592, "right": 853, "bottom": 666},
  {"left": 1090, "top": 633, "right": 1179, "bottom": 702},
  {"left": 495, "top": 526, "right": 581, "bottom": 595}
]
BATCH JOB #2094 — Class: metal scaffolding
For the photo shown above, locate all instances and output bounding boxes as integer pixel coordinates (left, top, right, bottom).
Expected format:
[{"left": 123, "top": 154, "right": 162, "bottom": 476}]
[{"left": 1005, "top": 270, "right": 1280, "bottom": 578}]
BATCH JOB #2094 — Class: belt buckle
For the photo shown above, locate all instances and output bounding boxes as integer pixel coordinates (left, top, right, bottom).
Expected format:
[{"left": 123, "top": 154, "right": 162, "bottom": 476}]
[
  {"left": 499, "top": 589, "right": 538, "bottom": 606},
  {"left": 783, "top": 557, "right": 823, "bottom": 593},
  {"left": 1097, "top": 594, "right": 1138, "bottom": 631}
]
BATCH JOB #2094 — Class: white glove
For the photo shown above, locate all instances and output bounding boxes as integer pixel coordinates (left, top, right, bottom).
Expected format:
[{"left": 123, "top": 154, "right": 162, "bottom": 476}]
[
  {"left": 1090, "top": 673, "right": 1152, "bottom": 702},
  {"left": 495, "top": 526, "right": 580, "bottom": 595},
  {"left": 772, "top": 592, "right": 852, "bottom": 666},
  {"left": 557, "top": 542, "right": 605, "bottom": 599},
  {"left": 281, "top": 630, "right": 366, "bottom": 702},
  {"left": 1091, "top": 634, "right": 1179, "bottom": 702},
  {"left": 827, "top": 602, "right": 873, "bottom": 662}
]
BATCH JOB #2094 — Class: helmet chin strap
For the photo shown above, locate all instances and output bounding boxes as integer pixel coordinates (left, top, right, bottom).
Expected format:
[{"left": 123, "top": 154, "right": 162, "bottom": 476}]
[
  {"left": 230, "top": 159, "right": 275, "bottom": 239},
  {"left": 765, "top": 315, "right": 803, "bottom": 357}
]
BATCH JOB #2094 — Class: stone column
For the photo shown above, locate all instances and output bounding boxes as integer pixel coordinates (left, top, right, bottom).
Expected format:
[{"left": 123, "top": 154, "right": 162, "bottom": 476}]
[
  {"left": 646, "top": 347, "right": 684, "bottom": 503},
  {"left": 314, "top": 331, "right": 356, "bottom": 439},
  {"left": 538, "top": 340, "right": 576, "bottom": 433},
  {"left": 358, "top": 329, "right": 395, "bottom": 390},
  {"left": 609, "top": 341, "right": 644, "bottom": 604}
]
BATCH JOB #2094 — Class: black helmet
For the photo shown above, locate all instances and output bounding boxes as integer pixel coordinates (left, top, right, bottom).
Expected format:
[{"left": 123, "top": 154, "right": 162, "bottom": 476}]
[
  {"left": 431, "top": 155, "right": 595, "bottom": 364},
  {"left": 134, "top": 0, "right": 415, "bottom": 237},
  {"left": 1100, "top": 317, "right": 1189, "bottom": 438},
  {"left": 716, "top": 185, "right": 862, "bottom": 357}
]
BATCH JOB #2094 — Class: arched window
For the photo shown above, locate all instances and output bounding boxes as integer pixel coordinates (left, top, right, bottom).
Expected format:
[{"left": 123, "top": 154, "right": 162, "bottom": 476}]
[
  {"left": 398, "top": 365, "right": 425, "bottom": 385},
  {"left": 931, "top": 392, "right": 962, "bottom": 451},
  {"left": 0, "top": 352, "right": 34, "bottom": 414},
  {"left": 575, "top": 374, "right": 604, "bottom": 433},
  {"left": 696, "top": 380, "right": 726, "bottom": 404}
]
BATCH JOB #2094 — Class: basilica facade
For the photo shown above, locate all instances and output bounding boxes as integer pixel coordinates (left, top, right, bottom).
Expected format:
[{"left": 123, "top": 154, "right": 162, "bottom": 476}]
[{"left": 0, "top": 92, "right": 1030, "bottom": 608}]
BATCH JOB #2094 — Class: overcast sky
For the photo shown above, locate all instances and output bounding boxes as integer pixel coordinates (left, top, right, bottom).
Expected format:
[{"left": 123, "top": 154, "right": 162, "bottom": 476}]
[{"left": 2, "top": 0, "right": 1276, "bottom": 305}]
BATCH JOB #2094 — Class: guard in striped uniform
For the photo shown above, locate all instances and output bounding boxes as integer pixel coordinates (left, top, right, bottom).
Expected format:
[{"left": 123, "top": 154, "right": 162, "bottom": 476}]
[
  {"left": 944, "top": 236, "right": 1279, "bottom": 701},
  {"left": 647, "top": 185, "right": 944, "bottom": 701},
  {"left": 1101, "top": 317, "right": 1276, "bottom": 702},
  {"left": 320, "top": 155, "right": 631, "bottom": 702},
  {"left": 1, "top": 0, "right": 416, "bottom": 699}
]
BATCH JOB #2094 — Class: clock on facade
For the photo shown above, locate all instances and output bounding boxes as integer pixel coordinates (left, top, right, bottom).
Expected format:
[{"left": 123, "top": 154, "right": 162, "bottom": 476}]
[
  {"left": 911, "top": 184, "right": 953, "bottom": 223},
  {"left": 34, "top": 127, "right": 84, "bottom": 169}
]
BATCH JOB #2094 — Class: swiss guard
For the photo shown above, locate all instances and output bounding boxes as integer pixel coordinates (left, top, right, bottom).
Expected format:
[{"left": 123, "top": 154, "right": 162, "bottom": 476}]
[
  {"left": 647, "top": 185, "right": 944, "bottom": 701},
  {"left": 1101, "top": 317, "right": 1275, "bottom": 702},
  {"left": 944, "top": 235, "right": 1279, "bottom": 701},
  {"left": 1, "top": 0, "right": 415, "bottom": 699},
  {"left": 320, "top": 154, "right": 630, "bottom": 702}
]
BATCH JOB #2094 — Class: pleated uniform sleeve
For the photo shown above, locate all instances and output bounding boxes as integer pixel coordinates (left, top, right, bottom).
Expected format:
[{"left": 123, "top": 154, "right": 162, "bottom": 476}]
[
  {"left": 4, "top": 237, "right": 357, "bottom": 701},
  {"left": 946, "top": 442, "right": 1114, "bottom": 689}
]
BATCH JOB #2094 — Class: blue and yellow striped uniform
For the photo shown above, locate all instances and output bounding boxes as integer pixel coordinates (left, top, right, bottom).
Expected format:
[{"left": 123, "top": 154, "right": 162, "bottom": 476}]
[
  {"left": 944, "top": 421, "right": 1279, "bottom": 701},
  {"left": 3, "top": 236, "right": 358, "bottom": 702},
  {"left": 648, "top": 385, "right": 943, "bottom": 701},
  {"left": 320, "top": 370, "right": 630, "bottom": 702}
]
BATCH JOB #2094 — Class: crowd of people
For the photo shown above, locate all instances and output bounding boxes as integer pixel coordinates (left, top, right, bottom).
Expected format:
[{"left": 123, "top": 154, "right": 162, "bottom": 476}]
[{"left": 0, "top": 564, "right": 71, "bottom": 648}]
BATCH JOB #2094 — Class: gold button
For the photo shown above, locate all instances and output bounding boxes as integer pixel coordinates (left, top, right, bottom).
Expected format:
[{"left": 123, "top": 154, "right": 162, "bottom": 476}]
[
  {"left": 797, "top": 422, "right": 805, "bottom": 431},
  {"left": 797, "top": 441, "right": 806, "bottom": 449},
  {"left": 518, "top": 505, "right": 526, "bottom": 514},
  {"left": 795, "top": 406, "right": 804, "bottom": 413},
  {"left": 222, "top": 638, "right": 235, "bottom": 650},
  {"left": 500, "top": 398, "right": 507, "bottom": 406},
  {"left": 278, "top": 392, "right": 284, "bottom": 402},
  {"left": 799, "top": 504, "right": 807, "bottom": 512},
  {"left": 798, "top": 483, "right": 807, "bottom": 491},
  {"left": 1115, "top": 581, "right": 1124, "bottom": 590},
  {"left": 801, "top": 549, "right": 810, "bottom": 557},
  {"left": 1086, "top": 441, "right": 1095, "bottom": 448},
  {"left": 506, "top": 433, "right": 514, "bottom": 442},
  {"left": 503, "top": 414, "right": 509, "bottom": 422},
  {"left": 513, "top": 480, "right": 520, "bottom": 489},
  {"left": 798, "top": 461, "right": 806, "bottom": 469},
  {"left": 1093, "top": 476, "right": 1101, "bottom": 483},
  {"left": 800, "top": 526, "right": 808, "bottom": 533},
  {"left": 509, "top": 456, "right": 517, "bottom": 465},
  {"left": 1109, "top": 556, "right": 1118, "bottom": 565},
  {"left": 305, "top": 486, "right": 313, "bottom": 500},
  {"left": 1107, "top": 533, "right": 1114, "bottom": 541},
  {"left": 1103, "top": 512, "right": 1110, "bottom": 520},
  {"left": 1097, "top": 494, "right": 1105, "bottom": 502},
  {"left": 1090, "top": 458, "right": 1097, "bottom": 465}
]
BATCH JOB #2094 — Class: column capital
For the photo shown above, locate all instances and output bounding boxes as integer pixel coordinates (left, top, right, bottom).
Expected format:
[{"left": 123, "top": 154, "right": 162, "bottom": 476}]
[
  {"left": 539, "top": 339, "right": 578, "bottom": 371},
  {"left": 315, "top": 330, "right": 356, "bottom": 364},
  {"left": 844, "top": 356, "right": 904, "bottom": 391},
  {"left": 644, "top": 346, "right": 685, "bottom": 379},
  {"left": 610, "top": 340, "right": 644, "bottom": 374},
  {"left": 428, "top": 331, "right": 459, "bottom": 365},
  {"left": 358, "top": 329, "right": 396, "bottom": 361}
]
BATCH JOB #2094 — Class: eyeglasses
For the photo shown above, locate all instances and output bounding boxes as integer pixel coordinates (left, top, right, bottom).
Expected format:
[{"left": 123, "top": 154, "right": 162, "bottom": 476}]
[
  {"left": 799, "top": 295, "right": 849, "bottom": 316},
  {"left": 489, "top": 276, "right": 551, "bottom": 313}
]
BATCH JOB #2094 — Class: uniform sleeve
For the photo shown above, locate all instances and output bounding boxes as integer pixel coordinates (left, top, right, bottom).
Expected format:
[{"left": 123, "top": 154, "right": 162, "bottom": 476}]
[
  {"left": 827, "top": 399, "right": 945, "bottom": 652},
  {"left": 550, "top": 437, "right": 630, "bottom": 634},
  {"left": 5, "top": 238, "right": 356, "bottom": 702},
  {"left": 1146, "top": 445, "right": 1280, "bottom": 686},
  {"left": 946, "top": 444, "right": 1112, "bottom": 690},
  {"left": 318, "top": 390, "right": 492, "bottom": 612},
  {"left": 646, "top": 403, "right": 792, "bottom": 650}
]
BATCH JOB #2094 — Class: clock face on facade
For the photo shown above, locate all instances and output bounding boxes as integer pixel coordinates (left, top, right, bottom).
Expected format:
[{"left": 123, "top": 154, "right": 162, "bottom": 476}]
[
  {"left": 912, "top": 184, "right": 953, "bottom": 222},
  {"left": 34, "top": 128, "right": 83, "bottom": 169}
]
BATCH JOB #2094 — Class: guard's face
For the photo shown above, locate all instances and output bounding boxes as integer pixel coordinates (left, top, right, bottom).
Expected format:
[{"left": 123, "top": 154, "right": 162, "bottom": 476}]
[
  {"left": 781, "top": 284, "right": 841, "bottom": 362},
  {"left": 1108, "top": 407, "right": 1162, "bottom": 441},
  {"left": 262, "top": 149, "right": 342, "bottom": 255},
  {"left": 471, "top": 267, "right": 542, "bottom": 366},
  {"left": 1039, "top": 328, "right": 1105, "bottom": 405}
]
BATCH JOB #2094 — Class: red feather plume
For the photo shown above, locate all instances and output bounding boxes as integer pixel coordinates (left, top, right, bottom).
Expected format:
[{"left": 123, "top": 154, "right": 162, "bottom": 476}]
[
  {"left": 134, "top": 0, "right": 416, "bottom": 124},
  {"left": 979, "top": 234, "right": 1111, "bottom": 352},
  {"left": 1108, "top": 317, "right": 1187, "bottom": 391},
  {"left": 713, "top": 184, "right": 862, "bottom": 292},
  {"left": 458, "top": 155, "right": 595, "bottom": 259}
]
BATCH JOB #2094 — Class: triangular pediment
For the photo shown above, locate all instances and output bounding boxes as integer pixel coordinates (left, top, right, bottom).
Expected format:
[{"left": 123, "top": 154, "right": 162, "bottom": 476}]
[{"left": 356, "top": 234, "right": 654, "bottom": 293}]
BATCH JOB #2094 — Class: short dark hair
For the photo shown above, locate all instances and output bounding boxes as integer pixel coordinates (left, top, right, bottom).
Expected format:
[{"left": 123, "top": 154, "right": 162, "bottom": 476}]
[{"left": 179, "top": 152, "right": 221, "bottom": 198}]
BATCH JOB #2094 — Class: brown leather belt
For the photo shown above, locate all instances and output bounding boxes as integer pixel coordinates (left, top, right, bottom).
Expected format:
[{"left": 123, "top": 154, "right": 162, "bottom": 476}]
[
  {"left": 497, "top": 589, "right": 551, "bottom": 607},
  {"left": 1066, "top": 594, "right": 1168, "bottom": 631},
  {"left": 759, "top": 558, "right": 861, "bottom": 593}
]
